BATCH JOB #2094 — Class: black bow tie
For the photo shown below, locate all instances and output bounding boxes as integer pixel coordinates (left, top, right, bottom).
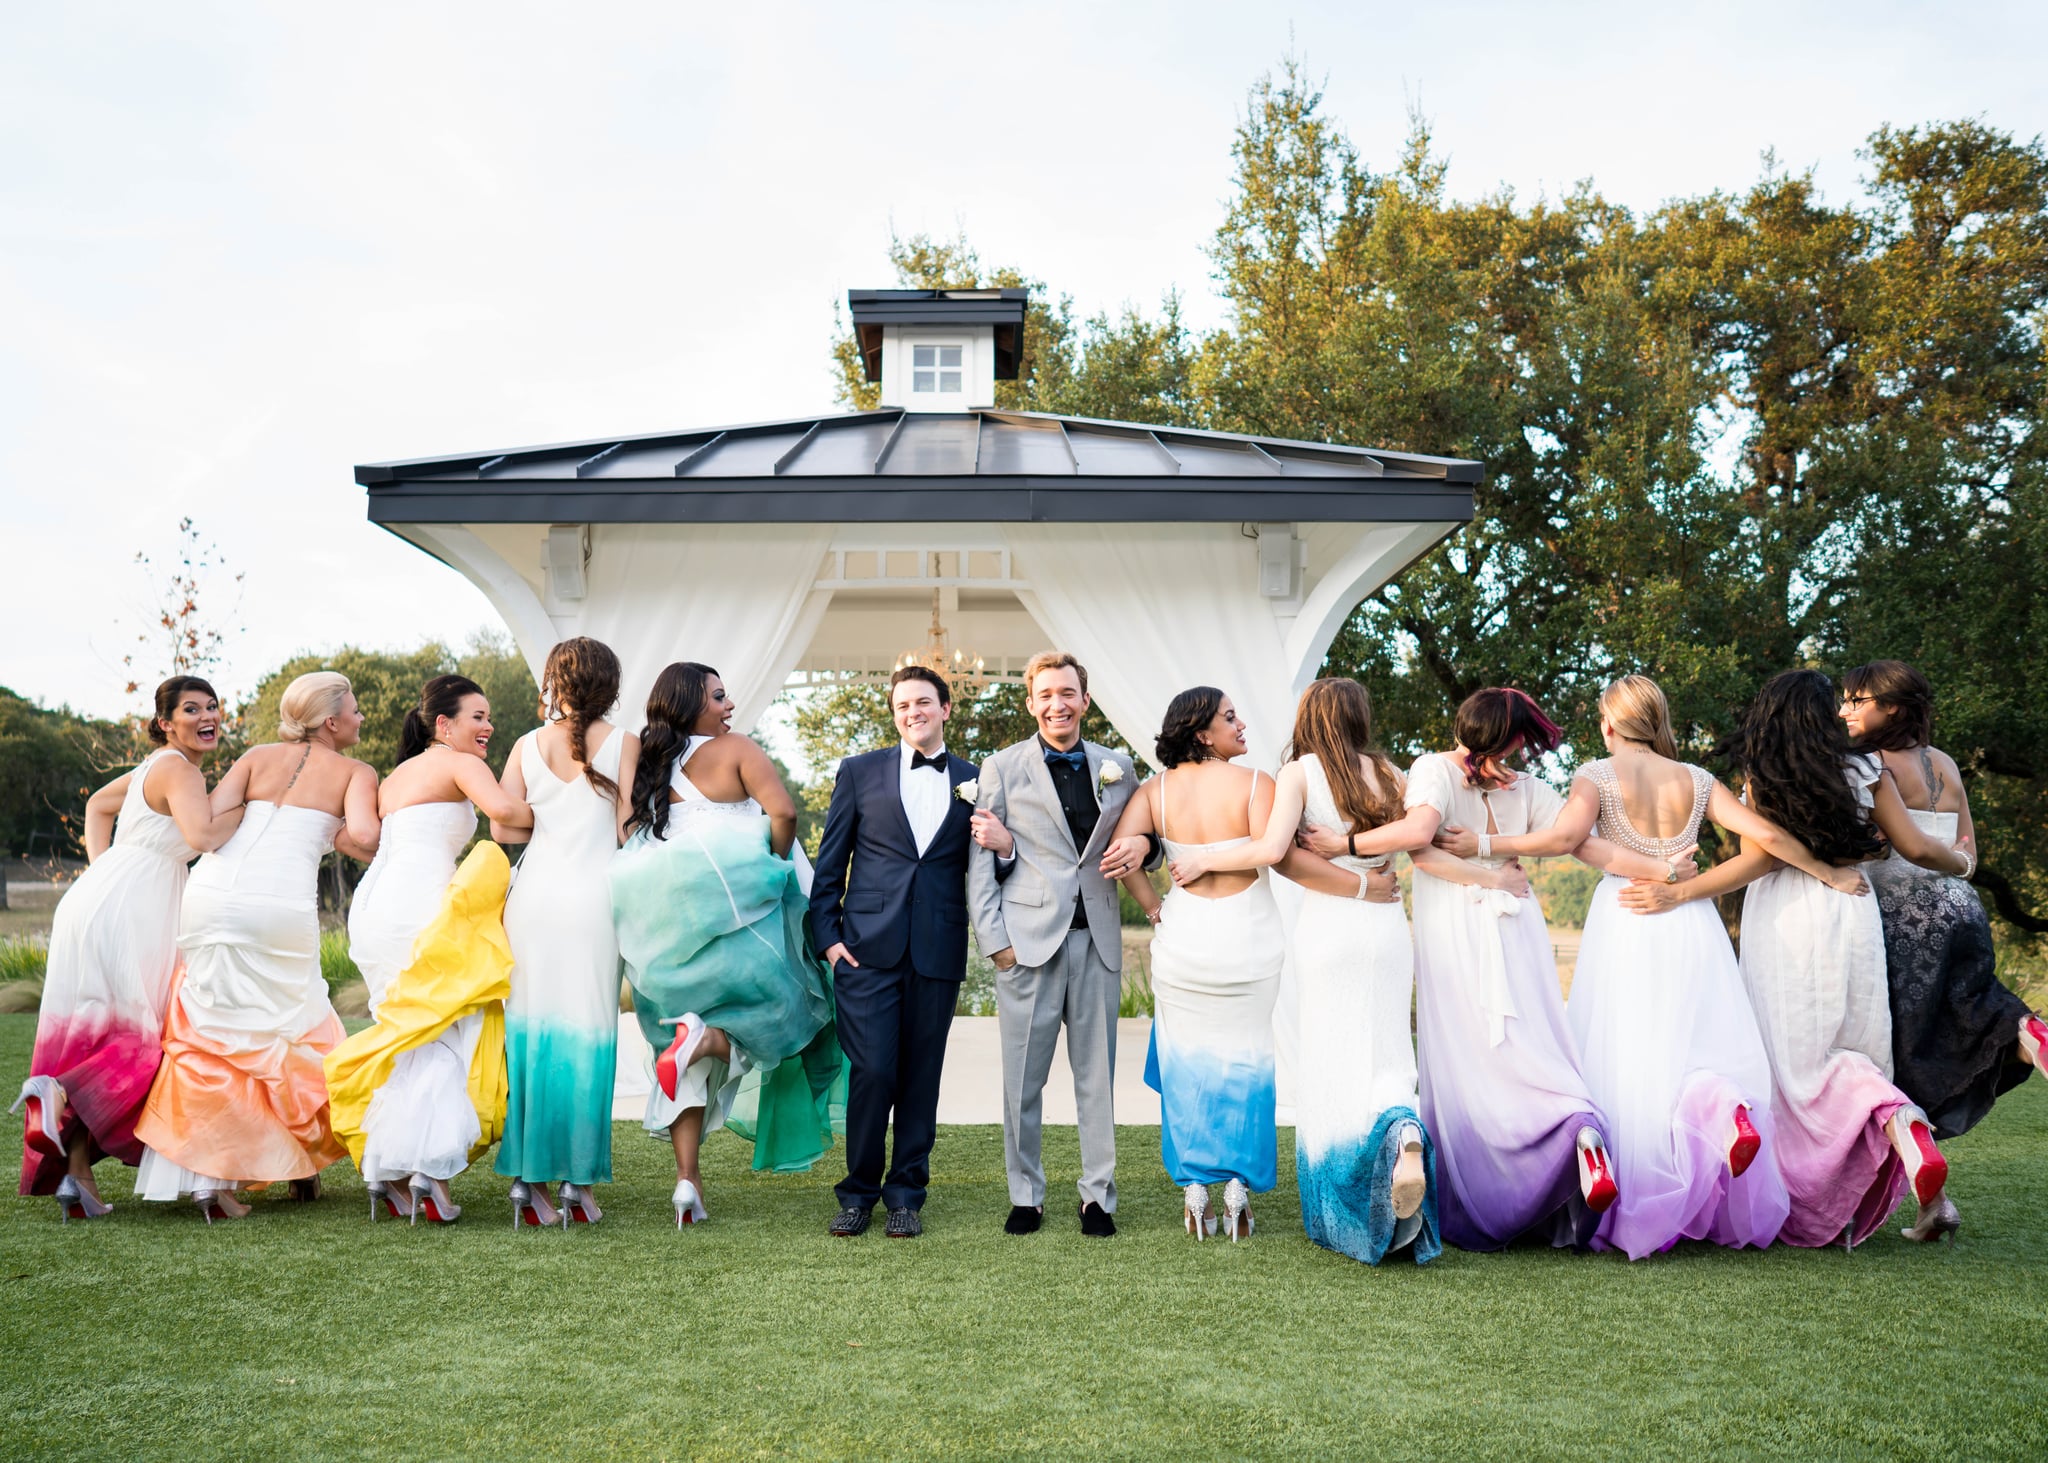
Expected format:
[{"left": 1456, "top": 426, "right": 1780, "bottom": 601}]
[
  {"left": 1042, "top": 746, "right": 1086, "bottom": 771},
  {"left": 911, "top": 750, "right": 949, "bottom": 772}
]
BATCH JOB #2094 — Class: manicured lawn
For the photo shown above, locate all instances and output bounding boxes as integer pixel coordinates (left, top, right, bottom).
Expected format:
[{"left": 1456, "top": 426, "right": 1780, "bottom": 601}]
[{"left": 3, "top": 1011, "right": 2043, "bottom": 1460}]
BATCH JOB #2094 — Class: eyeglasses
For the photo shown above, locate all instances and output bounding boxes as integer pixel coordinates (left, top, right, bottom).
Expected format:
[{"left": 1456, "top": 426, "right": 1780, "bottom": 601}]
[{"left": 1840, "top": 694, "right": 1875, "bottom": 708}]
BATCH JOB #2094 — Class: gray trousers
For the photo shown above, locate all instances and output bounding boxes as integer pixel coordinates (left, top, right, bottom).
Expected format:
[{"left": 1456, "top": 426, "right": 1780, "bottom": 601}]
[{"left": 997, "top": 927, "right": 1119, "bottom": 1212}]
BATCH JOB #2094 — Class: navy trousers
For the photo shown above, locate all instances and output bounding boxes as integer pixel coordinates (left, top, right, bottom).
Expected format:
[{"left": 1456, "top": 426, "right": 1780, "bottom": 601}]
[{"left": 832, "top": 957, "right": 958, "bottom": 1212}]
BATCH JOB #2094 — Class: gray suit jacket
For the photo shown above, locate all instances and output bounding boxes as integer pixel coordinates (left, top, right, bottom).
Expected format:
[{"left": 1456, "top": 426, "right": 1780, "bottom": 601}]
[{"left": 967, "top": 738, "right": 1138, "bottom": 972}]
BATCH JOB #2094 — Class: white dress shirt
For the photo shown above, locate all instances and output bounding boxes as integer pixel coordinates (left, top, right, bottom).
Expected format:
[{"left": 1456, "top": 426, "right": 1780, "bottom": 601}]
[{"left": 898, "top": 743, "right": 951, "bottom": 856}]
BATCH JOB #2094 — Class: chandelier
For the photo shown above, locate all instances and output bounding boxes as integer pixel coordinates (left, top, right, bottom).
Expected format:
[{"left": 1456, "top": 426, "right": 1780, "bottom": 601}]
[{"left": 895, "top": 590, "right": 989, "bottom": 691}]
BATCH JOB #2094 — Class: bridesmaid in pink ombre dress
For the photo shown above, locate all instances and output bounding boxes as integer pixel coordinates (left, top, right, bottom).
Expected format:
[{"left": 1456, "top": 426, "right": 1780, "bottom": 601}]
[{"left": 12, "top": 679, "right": 241, "bottom": 1218}]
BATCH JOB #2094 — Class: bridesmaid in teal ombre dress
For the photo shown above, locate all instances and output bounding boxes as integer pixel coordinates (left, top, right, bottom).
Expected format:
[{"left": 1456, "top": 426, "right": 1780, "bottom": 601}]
[
  {"left": 492, "top": 639, "right": 635, "bottom": 1227},
  {"left": 611, "top": 661, "right": 845, "bottom": 1229}
]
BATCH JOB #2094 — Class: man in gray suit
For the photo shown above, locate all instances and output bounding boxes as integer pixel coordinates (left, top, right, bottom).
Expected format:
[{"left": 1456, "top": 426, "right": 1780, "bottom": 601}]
[{"left": 966, "top": 650, "right": 1146, "bottom": 1237}]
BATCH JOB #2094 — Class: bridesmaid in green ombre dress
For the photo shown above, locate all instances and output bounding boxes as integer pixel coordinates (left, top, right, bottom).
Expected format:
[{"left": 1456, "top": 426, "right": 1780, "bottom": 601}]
[
  {"left": 492, "top": 639, "right": 635, "bottom": 1227},
  {"left": 611, "top": 662, "right": 845, "bottom": 1229}
]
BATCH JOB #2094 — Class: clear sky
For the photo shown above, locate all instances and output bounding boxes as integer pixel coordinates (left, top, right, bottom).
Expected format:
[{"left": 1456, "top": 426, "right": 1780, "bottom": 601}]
[{"left": 5, "top": 1, "right": 2044, "bottom": 719}]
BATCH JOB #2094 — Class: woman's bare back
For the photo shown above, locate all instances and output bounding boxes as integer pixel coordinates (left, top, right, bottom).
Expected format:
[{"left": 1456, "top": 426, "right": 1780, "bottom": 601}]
[
  {"left": 1601, "top": 754, "right": 1705, "bottom": 843},
  {"left": 240, "top": 742, "right": 369, "bottom": 817}
]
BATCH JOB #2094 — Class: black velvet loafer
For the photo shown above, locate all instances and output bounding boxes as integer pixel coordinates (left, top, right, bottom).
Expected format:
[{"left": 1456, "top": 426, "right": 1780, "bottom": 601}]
[
  {"left": 1004, "top": 1204, "right": 1043, "bottom": 1235},
  {"left": 1078, "top": 1200, "right": 1116, "bottom": 1238}
]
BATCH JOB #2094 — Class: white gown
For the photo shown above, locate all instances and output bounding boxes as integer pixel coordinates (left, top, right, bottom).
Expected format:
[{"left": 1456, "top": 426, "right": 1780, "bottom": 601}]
[
  {"left": 1565, "top": 760, "right": 1789, "bottom": 1257},
  {"left": 347, "top": 800, "right": 484, "bottom": 1183},
  {"left": 136, "top": 800, "right": 346, "bottom": 1195}
]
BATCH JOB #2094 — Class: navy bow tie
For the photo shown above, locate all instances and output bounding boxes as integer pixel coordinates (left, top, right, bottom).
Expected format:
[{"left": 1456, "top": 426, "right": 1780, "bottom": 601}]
[
  {"left": 1042, "top": 746, "right": 1086, "bottom": 771},
  {"left": 911, "top": 750, "right": 949, "bottom": 772}
]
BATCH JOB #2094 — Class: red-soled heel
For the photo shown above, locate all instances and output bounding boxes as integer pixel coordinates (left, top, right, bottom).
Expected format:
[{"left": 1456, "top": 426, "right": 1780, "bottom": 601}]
[
  {"left": 1727, "top": 1105, "right": 1762, "bottom": 1178},
  {"left": 1577, "top": 1128, "right": 1618, "bottom": 1214},
  {"left": 12, "top": 1076, "right": 68, "bottom": 1160},
  {"left": 654, "top": 1013, "right": 708, "bottom": 1102}
]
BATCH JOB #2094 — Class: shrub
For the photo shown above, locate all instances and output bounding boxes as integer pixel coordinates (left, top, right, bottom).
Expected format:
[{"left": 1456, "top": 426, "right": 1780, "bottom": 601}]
[
  {"left": 0, "top": 936, "right": 49, "bottom": 984},
  {"left": 318, "top": 927, "right": 360, "bottom": 992}
]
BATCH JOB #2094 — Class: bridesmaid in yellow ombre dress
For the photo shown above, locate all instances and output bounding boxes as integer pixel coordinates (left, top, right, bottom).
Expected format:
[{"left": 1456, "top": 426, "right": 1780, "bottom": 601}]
[{"left": 326, "top": 675, "right": 530, "bottom": 1224}]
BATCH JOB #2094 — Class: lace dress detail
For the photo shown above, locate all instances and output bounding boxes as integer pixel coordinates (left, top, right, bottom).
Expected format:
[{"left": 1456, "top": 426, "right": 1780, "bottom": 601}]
[{"left": 1583, "top": 758, "right": 1712, "bottom": 860}]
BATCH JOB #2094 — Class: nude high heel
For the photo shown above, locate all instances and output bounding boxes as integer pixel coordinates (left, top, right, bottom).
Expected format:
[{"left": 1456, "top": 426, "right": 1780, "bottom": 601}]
[
  {"left": 509, "top": 1180, "right": 558, "bottom": 1229},
  {"left": 408, "top": 1173, "right": 461, "bottom": 1225},
  {"left": 367, "top": 1179, "right": 414, "bottom": 1222},
  {"left": 558, "top": 1183, "right": 602, "bottom": 1227},
  {"left": 1576, "top": 1128, "right": 1618, "bottom": 1214},
  {"left": 53, "top": 1175, "right": 111, "bottom": 1223},
  {"left": 1391, "top": 1123, "right": 1427, "bottom": 1221},
  {"left": 194, "top": 1188, "right": 249, "bottom": 1224},
  {"left": 672, "top": 1179, "right": 708, "bottom": 1228},
  {"left": 1887, "top": 1107, "right": 1949, "bottom": 1207},
  {"left": 12, "top": 1075, "right": 67, "bottom": 1160},
  {"left": 1901, "top": 1192, "right": 1962, "bottom": 1244},
  {"left": 1183, "top": 1183, "right": 1215, "bottom": 1240}
]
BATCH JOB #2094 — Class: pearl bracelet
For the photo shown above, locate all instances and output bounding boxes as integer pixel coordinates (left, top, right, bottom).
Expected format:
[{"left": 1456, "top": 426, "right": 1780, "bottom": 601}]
[
  {"left": 1477, "top": 831, "right": 1493, "bottom": 861},
  {"left": 1953, "top": 844, "right": 1976, "bottom": 880},
  {"left": 1353, "top": 871, "right": 1372, "bottom": 900}
]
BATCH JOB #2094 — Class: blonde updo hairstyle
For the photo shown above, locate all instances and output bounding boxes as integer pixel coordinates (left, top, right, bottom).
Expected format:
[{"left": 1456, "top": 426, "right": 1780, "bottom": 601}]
[
  {"left": 1599, "top": 674, "right": 1680, "bottom": 760},
  {"left": 278, "top": 671, "right": 354, "bottom": 743}
]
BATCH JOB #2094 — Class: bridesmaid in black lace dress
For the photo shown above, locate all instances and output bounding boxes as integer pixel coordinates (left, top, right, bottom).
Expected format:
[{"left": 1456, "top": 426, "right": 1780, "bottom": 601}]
[{"left": 1842, "top": 661, "right": 2047, "bottom": 1239}]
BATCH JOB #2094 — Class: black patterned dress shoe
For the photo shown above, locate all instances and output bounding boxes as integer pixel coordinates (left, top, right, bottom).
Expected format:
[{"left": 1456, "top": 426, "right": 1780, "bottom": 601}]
[
  {"left": 884, "top": 1207, "right": 923, "bottom": 1238},
  {"left": 1004, "top": 1204, "right": 1043, "bottom": 1235},
  {"left": 829, "top": 1205, "right": 873, "bottom": 1237},
  {"left": 1078, "top": 1200, "right": 1117, "bottom": 1238}
]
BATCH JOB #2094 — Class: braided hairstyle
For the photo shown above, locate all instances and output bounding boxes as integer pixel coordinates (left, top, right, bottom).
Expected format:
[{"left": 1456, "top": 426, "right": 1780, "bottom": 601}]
[
  {"left": 541, "top": 638, "right": 622, "bottom": 798},
  {"left": 398, "top": 675, "right": 485, "bottom": 764},
  {"left": 1454, "top": 687, "right": 1562, "bottom": 785},
  {"left": 624, "top": 662, "right": 718, "bottom": 841},
  {"left": 1287, "top": 678, "right": 1403, "bottom": 830},
  {"left": 1731, "top": 669, "right": 1885, "bottom": 864}
]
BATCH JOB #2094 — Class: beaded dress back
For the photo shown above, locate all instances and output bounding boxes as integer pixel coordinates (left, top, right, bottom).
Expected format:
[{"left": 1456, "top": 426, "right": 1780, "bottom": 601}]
[{"left": 1583, "top": 758, "right": 1712, "bottom": 859}]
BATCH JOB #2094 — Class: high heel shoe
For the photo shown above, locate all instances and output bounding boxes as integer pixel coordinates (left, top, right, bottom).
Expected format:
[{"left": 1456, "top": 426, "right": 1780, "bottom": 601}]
[
  {"left": 672, "top": 1179, "right": 708, "bottom": 1228},
  {"left": 654, "top": 1013, "right": 710, "bottom": 1102},
  {"left": 194, "top": 1188, "right": 249, "bottom": 1224},
  {"left": 408, "top": 1173, "right": 461, "bottom": 1225},
  {"left": 508, "top": 1180, "right": 559, "bottom": 1229},
  {"left": 558, "top": 1182, "right": 603, "bottom": 1227},
  {"left": 1182, "top": 1183, "right": 1215, "bottom": 1240},
  {"left": 53, "top": 1175, "right": 111, "bottom": 1223},
  {"left": 1576, "top": 1128, "right": 1618, "bottom": 1214},
  {"left": 1727, "top": 1105, "right": 1762, "bottom": 1178},
  {"left": 1391, "top": 1123, "right": 1427, "bottom": 1221},
  {"left": 1888, "top": 1107, "right": 1949, "bottom": 1207},
  {"left": 2020, "top": 1013, "right": 2048, "bottom": 1080},
  {"left": 366, "top": 1179, "right": 414, "bottom": 1222},
  {"left": 1900, "top": 1191, "right": 1962, "bottom": 1243},
  {"left": 11, "top": 1075, "right": 68, "bottom": 1160},
  {"left": 1222, "top": 1178, "right": 1254, "bottom": 1242}
]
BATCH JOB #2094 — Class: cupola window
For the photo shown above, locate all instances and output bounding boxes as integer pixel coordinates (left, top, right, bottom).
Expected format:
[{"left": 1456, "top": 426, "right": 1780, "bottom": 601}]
[{"left": 913, "top": 344, "right": 963, "bottom": 395}]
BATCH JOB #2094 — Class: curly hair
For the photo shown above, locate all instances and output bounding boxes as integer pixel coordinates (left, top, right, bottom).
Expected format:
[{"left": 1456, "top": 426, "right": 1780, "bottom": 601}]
[
  {"left": 1843, "top": 659, "right": 1934, "bottom": 753},
  {"left": 625, "top": 662, "right": 718, "bottom": 841},
  {"left": 1287, "top": 678, "right": 1402, "bottom": 830},
  {"left": 1732, "top": 670, "right": 1885, "bottom": 864},
  {"left": 398, "top": 675, "right": 486, "bottom": 764},
  {"left": 1454, "top": 687, "right": 1562, "bottom": 784},
  {"left": 541, "top": 637, "right": 622, "bottom": 799},
  {"left": 147, "top": 676, "right": 218, "bottom": 746},
  {"left": 1155, "top": 686, "right": 1226, "bottom": 768}
]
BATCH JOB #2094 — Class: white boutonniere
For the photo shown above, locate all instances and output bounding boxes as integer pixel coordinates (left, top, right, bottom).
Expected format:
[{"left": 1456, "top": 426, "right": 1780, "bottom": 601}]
[
  {"left": 1098, "top": 762, "right": 1123, "bottom": 788},
  {"left": 954, "top": 778, "right": 979, "bottom": 804}
]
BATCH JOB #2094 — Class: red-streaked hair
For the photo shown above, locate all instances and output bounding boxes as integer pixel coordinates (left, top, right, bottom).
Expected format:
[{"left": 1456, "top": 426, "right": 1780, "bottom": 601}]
[{"left": 1454, "top": 687, "right": 1562, "bottom": 784}]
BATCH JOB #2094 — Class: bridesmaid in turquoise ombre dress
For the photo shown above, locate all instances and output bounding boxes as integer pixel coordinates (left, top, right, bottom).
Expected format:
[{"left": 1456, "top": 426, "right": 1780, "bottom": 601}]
[{"left": 491, "top": 639, "right": 634, "bottom": 1227}]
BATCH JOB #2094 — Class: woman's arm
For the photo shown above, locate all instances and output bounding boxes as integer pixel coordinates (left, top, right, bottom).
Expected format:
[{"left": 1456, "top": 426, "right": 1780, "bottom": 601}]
[
  {"left": 490, "top": 734, "right": 533, "bottom": 845},
  {"left": 1434, "top": 777, "right": 1600, "bottom": 861},
  {"left": 209, "top": 752, "right": 254, "bottom": 817},
  {"left": 1575, "top": 836, "right": 1700, "bottom": 882},
  {"left": 1868, "top": 771, "right": 1972, "bottom": 876},
  {"left": 1706, "top": 782, "right": 1886, "bottom": 886},
  {"left": 734, "top": 736, "right": 798, "bottom": 856},
  {"left": 1298, "top": 803, "right": 1444, "bottom": 861},
  {"left": 1617, "top": 831, "right": 1867, "bottom": 914},
  {"left": 1276, "top": 844, "right": 1399, "bottom": 902},
  {"left": 450, "top": 753, "right": 532, "bottom": 828},
  {"left": 1410, "top": 843, "right": 1530, "bottom": 897},
  {"left": 340, "top": 761, "right": 381, "bottom": 856},
  {"left": 1166, "top": 763, "right": 1305, "bottom": 880},
  {"left": 613, "top": 732, "right": 640, "bottom": 846},
  {"left": 82, "top": 773, "right": 130, "bottom": 862},
  {"left": 156, "top": 756, "right": 244, "bottom": 852},
  {"left": 1108, "top": 773, "right": 1159, "bottom": 843},
  {"left": 1120, "top": 868, "right": 1162, "bottom": 922}
]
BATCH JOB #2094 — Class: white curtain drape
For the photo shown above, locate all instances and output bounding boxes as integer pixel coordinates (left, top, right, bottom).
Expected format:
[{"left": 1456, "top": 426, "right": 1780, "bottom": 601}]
[
  {"left": 1005, "top": 522, "right": 1314, "bottom": 1114},
  {"left": 571, "top": 524, "right": 834, "bottom": 734}
]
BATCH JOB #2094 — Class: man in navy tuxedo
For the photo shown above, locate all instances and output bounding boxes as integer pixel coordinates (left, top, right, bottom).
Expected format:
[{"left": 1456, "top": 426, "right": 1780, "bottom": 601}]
[{"left": 810, "top": 664, "right": 993, "bottom": 1238}]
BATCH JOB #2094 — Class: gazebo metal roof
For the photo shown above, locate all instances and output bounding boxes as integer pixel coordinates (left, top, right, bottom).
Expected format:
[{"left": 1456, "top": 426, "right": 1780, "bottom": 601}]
[{"left": 357, "top": 408, "right": 1481, "bottom": 526}]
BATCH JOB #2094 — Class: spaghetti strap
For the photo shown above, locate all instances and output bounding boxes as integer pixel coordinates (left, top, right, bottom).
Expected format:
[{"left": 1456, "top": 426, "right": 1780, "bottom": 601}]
[{"left": 1156, "top": 768, "right": 1170, "bottom": 840}]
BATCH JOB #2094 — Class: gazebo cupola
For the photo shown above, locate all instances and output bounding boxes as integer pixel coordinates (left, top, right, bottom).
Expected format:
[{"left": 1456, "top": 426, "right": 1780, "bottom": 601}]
[{"left": 848, "top": 288, "right": 1028, "bottom": 411}]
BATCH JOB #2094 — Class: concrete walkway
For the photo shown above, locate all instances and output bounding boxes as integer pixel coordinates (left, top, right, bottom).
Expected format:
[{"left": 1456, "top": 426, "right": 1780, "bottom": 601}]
[{"left": 613, "top": 1015, "right": 1162, "bottom": 1125}]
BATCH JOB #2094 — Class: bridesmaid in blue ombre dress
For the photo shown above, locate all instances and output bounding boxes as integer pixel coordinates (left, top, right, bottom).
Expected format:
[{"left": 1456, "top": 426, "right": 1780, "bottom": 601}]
[{"left": 492, "top": 639, "right": 634, "bottom": 1227}]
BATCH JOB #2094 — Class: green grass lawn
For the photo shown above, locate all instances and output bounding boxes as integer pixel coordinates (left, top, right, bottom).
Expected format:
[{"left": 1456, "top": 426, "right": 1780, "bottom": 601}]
[{"left": 3, "top": 1012, "right": 2044, "bottom": 1461}]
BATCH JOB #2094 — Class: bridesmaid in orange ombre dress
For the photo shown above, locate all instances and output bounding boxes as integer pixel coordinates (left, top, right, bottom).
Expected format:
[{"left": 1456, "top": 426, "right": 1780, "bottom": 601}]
[{"left": 135, "top": 673, "right": 383, "bottom": 1221}]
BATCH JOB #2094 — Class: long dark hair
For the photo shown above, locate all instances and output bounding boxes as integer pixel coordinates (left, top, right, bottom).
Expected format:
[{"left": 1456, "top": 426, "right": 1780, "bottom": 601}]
[
  {"left": 1843, "top": 659, "right": 1934, "bottom": 753},
  {"left": 1454, "top": 687, "right": 1562, "bottom": 784},
  {"left": 147, "top": 676, "right": 218, "bottom": 747},
  {"left": 398, "top": 675, "right": 486, "bottom": 764},
  {"left": 1287, "top": 678, "right": 1402, "bottom": 830},
  {"left": 625, "top": 662, "right": 718, "bottom": 840},
  {"left": 1731, "top": 670, "right": 1885, "bottom": 864},
  {"left": 1155, "top": 686, "right": 1226, "bottom": 768},
  {"left": 542, "top": 638, "right": 622, "bottom": 798}
]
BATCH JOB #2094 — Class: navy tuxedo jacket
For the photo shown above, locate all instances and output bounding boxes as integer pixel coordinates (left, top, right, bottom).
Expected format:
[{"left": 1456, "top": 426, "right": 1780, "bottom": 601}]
[{"left": 808, "top": 747, "right": 979, "bottom": 982}]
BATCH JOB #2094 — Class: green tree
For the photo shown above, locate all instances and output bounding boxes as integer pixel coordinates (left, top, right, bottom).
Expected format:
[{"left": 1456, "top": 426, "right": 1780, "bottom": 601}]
[{"left": 0, "top": 689, "right": 129, "bottom": 861}]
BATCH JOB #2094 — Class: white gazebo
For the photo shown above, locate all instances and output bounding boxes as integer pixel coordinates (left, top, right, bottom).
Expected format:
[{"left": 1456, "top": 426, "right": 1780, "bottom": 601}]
[{"left": 358, "top": 288, "right": 1480, "bottom": 766}]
